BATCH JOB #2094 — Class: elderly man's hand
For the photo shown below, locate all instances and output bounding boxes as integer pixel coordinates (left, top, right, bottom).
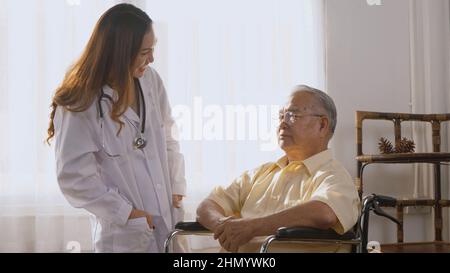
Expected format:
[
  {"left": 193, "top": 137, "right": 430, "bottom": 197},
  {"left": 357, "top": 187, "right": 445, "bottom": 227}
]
[{"left": 213, "top": 217, "right": 257, "bottom": 253}]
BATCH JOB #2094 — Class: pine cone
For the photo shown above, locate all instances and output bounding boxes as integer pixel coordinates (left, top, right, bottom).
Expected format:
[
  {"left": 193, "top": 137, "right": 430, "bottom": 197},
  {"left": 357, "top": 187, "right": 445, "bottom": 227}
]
[
  {"left": 395, "top": 138, "right": 416, "bottom": 153},
  {"left": 378, "top": 137, "right": 394, "bottom": 154}
]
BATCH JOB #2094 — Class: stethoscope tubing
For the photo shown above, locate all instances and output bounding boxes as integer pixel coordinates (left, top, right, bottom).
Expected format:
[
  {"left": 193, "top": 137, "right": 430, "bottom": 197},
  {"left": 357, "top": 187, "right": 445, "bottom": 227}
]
[{"left": 98, "top": 79, "right": 147, "bottom": 149}]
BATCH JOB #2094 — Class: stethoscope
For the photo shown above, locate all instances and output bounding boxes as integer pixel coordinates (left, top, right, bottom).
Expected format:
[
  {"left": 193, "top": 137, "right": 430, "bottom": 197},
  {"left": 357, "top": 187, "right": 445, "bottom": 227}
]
[{"left": 98, "top": 79, "right": 147, "bottom": 150}]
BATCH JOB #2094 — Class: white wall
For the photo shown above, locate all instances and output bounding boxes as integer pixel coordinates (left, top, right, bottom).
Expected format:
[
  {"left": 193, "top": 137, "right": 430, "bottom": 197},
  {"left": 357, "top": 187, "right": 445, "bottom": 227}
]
[{"left": 326, "top": 0, "right": 450, "bottom": 244}]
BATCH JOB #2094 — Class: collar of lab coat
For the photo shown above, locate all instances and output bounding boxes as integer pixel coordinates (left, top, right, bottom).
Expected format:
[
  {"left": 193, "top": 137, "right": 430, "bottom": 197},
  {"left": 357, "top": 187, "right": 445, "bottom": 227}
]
[{"left": 101, "top": 83, "right": 141, "bottom": 124}]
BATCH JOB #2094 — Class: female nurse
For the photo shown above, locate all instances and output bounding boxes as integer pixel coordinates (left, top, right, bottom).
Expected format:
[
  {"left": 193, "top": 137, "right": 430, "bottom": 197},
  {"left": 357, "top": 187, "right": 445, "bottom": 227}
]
[{"left": 47, "top": 3, "right": 186, "bottom": 253}]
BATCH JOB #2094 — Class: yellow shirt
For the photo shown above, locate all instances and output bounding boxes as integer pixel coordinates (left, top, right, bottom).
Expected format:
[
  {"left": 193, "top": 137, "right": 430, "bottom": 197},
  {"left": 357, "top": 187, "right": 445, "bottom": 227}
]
[{"left": 208, "top": 149, "right": 360, "bottom": 252}]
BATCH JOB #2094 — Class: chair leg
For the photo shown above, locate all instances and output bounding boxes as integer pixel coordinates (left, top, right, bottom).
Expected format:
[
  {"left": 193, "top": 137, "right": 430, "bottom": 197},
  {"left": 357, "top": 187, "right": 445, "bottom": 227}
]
[
  {"left": 259, "top": 235, "right": 277, "bottom": 253},
  {"left": 164, "top": 230, "right": 182, "bottom": 253}
]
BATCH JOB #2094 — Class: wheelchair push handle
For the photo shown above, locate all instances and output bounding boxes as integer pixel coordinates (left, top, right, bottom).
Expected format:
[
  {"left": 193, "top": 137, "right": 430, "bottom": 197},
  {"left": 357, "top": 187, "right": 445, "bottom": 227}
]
[
  {"left": 362, "top": 194, "right": 401, "bottom": 227},
  {"left": 372, "top": 201, "right": 402, "bottom": 226},
  {"left": 363, "top": 194, "right": 396, "bottom": 207},
  {"left": 373, "top": 194, "right": 397, "bottom": 207}
]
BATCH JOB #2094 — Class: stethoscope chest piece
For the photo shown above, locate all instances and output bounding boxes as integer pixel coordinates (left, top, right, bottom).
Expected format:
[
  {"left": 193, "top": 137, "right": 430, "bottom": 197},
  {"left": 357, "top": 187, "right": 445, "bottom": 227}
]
[
  {"left": 134, "top": 136, "right": 147, "bottom": 150},
  {"left": 99, "top": 79, "right": 148, "bottom": 151}
]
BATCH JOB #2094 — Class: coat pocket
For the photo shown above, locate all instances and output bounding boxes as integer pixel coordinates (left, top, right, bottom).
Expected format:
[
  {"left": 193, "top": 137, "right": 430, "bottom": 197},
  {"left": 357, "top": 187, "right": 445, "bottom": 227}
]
[{"left": 112, "top": 217, "right": 155, "bottom": 253}]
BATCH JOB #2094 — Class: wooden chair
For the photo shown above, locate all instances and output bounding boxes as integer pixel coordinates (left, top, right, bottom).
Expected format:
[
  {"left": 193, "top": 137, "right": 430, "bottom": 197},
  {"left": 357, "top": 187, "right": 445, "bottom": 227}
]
[{"left": 356, "top": 111, "right": 450, "bottom": 253}]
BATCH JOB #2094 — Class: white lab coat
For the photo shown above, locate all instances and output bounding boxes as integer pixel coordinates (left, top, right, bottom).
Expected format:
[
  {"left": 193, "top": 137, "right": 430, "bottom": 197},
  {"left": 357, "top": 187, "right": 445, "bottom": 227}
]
[{"left": 54, "top": 67, "right": 186, "bottom": 253}]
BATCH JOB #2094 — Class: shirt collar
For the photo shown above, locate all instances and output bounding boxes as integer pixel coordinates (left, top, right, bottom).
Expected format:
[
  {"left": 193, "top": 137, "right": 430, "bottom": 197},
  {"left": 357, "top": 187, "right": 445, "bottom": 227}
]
[
  {"left": 276, "top": 156, "right": 290, "bottom": 169},
  {"left": 276, "top": 149, "right": 333, "bottom": 174},
  {"left": 302, "top": 149, "right": 333, "bottom": 175},
  {"left": 101, "top": 84, "right": 117, "bottom": 102},
  {"left": 100, "top": 84, "right": 140, "bottom": 123}
]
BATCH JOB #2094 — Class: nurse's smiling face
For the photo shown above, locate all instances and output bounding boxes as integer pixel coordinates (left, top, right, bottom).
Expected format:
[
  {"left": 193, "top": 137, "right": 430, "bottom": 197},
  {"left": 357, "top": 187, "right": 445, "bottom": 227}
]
[{"left": 133, "top": 26, "right": 156, "bottom": 78}]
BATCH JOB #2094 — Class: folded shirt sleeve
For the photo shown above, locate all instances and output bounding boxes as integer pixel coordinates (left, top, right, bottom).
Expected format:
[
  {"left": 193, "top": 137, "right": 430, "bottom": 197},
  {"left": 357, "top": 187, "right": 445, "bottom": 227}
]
[{"left": 309, "top": 171, "right": 361, "bottom": 234}]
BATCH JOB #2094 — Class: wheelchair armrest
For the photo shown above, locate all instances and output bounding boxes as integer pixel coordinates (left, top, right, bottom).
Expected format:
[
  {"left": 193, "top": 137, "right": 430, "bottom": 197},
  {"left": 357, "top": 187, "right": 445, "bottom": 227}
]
[
  {"left": 175, "top": 221, "right": 210, "bottom": 232},
  {"left": 165, "top": 222, "right": 211, "bottom": 253},
  {"left": 276, "top": 227, "right": 356, "bottom": 241}
]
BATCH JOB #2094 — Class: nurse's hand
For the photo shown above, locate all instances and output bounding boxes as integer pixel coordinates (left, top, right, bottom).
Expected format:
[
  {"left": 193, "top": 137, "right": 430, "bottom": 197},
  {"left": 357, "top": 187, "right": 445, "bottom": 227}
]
[
  {"left": 172, "top": 195, "right": 184, "bottom": 208},
  {"left": 129, "top": 209, "right": 155, "bottom": 230}
]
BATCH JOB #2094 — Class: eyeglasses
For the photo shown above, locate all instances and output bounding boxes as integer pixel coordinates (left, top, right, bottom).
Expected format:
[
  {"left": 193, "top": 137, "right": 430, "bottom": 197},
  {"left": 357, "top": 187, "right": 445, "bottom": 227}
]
[{"left": 279, "top": 110, "right": 324, "bottom": 125}]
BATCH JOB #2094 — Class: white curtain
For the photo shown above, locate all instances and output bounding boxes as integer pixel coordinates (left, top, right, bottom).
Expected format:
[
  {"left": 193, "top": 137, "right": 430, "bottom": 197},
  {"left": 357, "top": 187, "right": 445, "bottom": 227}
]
[
  {"left": 409, "top": 0, "right": 450, "bottom": 240},
  {"left": 0, "top": 0, "right": 325, "bottom": 252},
  {"left": 0, "top": 0, "right": 128, "bottom": 253}
]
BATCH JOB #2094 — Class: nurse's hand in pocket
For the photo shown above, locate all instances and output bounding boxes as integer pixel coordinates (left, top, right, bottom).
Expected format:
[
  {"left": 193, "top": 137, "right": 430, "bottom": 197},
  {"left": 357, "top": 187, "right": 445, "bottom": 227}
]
[
  {"left": 129, "top": 209, "right": 156, "bottom": 230},
  {"left": 172, "top": 195, "right": 184, "bottom": 208}
]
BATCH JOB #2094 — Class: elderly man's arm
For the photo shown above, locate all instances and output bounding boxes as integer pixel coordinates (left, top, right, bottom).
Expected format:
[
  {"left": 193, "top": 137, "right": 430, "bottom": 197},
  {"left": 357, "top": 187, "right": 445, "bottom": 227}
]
[
  {"left": 212, "top": 200, "right": 337, "bottom": 253},
  {"left": 252, "top": 200, "right": 338, "bottom": 236},
  {"left": 196, "top": 199, "right": 228, "bottom": 231}
]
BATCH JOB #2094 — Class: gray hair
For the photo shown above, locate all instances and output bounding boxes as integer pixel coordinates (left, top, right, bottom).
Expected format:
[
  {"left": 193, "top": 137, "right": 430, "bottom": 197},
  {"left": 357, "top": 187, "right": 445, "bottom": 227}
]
[{"left": 290, "top": 85, "right": 337, "bottom": 136}]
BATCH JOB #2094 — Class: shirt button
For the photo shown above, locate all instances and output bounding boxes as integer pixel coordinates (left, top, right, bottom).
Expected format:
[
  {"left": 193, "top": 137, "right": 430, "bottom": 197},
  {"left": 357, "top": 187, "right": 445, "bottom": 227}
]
[{"left": 156, "top": 184, "right": 162, "bottom": 190}]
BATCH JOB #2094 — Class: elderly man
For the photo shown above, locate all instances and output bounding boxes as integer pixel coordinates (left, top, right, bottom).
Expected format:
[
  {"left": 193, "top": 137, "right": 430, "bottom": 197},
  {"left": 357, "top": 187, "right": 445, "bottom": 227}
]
[{"left": 196, "top": 85, "right": 360, "bottom": 253}]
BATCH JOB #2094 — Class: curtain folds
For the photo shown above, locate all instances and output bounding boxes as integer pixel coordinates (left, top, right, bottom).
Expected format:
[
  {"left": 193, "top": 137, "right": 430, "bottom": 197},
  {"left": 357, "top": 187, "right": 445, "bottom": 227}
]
[
  {"left": 409, "top": 0, "right": 450, "bottom": 240},
  {"left": 0, "top": 0, "right": 325, "bottom": 252}
]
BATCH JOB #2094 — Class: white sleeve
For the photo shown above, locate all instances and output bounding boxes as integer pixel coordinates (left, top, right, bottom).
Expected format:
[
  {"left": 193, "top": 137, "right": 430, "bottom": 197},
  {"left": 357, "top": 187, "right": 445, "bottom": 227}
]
[
  {"left": 54, "top": 107, "right": 133, "bottom": 226},
  {"left": 155, "top": 73, "right": 187, "bottom": 196}
]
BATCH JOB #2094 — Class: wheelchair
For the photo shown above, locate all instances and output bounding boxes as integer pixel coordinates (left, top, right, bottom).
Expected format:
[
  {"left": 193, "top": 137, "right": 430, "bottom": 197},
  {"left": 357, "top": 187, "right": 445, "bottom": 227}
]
[{"left": 164, "top": 194, "right": 401, "bottom": 253}]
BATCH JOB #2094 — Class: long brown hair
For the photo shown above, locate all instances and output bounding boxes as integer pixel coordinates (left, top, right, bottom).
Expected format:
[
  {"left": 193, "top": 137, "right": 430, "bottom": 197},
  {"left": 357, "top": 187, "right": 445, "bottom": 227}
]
[{"left": 46, "top": 3, "right": 152, "bottom": 144}]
